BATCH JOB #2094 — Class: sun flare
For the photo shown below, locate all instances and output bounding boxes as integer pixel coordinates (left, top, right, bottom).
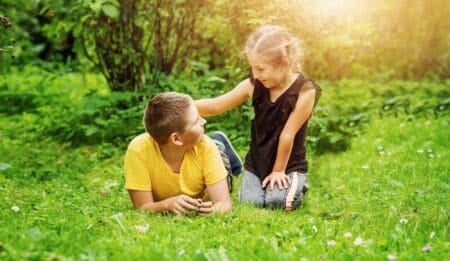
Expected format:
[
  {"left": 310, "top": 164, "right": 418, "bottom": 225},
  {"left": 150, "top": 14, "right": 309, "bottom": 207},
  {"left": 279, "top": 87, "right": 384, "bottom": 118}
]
[{"left": 306, "top": 0, "right": 363, "bottom": 17}]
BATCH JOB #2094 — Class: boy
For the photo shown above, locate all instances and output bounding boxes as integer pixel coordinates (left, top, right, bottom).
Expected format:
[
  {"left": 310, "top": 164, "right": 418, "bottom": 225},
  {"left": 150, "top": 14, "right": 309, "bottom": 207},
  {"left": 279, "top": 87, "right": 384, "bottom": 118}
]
[{"left": 124, "top": 92, "right": 241, "bottom": 215}]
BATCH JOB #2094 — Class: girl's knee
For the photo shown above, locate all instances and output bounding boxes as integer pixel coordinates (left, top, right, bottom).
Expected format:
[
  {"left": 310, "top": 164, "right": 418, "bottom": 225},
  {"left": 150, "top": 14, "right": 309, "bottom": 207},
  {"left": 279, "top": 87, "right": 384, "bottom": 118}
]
[{"left": 264, "top": 191, "right": 285, "bottom": 209}]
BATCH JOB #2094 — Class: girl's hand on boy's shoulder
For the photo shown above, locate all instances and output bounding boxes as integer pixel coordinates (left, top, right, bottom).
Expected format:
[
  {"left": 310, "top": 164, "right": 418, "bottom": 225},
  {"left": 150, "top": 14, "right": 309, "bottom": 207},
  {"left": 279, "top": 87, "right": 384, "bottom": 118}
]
[{"left": 262, "top": 171, "right": 290, "bottom": 191}]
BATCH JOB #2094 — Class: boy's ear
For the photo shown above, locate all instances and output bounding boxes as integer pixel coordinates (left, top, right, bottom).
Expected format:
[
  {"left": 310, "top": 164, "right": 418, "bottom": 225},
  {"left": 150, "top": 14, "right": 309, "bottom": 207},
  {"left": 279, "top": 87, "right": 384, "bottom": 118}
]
[{"left": 169, "top": 132, "right": 184, "bottom": 146}]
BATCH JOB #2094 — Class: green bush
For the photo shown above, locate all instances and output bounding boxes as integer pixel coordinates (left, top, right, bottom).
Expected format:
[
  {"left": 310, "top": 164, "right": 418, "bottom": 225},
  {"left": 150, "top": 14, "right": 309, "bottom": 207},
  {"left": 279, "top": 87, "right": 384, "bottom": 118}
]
[{"left": 38, "top": 91, "right": 145, "bottom": 145}]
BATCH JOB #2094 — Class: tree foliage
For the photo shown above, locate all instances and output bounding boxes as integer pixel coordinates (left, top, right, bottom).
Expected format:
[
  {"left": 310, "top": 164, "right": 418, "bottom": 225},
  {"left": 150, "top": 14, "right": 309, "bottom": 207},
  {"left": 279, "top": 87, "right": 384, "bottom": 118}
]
[{"left": 1, "top": 0, "right": 449, "bottom": 90}]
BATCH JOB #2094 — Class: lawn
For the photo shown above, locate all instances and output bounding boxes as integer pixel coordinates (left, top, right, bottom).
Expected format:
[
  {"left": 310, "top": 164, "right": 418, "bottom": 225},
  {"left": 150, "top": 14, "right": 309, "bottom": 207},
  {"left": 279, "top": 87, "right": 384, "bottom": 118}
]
[{"left": 0, "top": 71, "right": 448, "bottom": 260}]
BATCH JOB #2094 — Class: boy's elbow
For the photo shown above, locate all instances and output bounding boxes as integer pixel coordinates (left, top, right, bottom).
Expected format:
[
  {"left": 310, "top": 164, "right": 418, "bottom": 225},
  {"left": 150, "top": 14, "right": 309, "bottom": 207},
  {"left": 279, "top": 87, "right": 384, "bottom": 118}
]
[
  {"left": 214, "top": 198, "right": 232, "bottom": 214},
  {"left": 220, "top": 200, "right": 233, "bottom": 213}
]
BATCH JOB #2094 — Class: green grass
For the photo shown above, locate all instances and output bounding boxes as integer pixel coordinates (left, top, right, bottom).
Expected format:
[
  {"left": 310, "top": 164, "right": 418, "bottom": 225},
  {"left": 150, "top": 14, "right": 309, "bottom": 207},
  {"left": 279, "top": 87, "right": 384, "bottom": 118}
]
[{"left": 0, "top": 72, "right": 449, "bottom": 260}]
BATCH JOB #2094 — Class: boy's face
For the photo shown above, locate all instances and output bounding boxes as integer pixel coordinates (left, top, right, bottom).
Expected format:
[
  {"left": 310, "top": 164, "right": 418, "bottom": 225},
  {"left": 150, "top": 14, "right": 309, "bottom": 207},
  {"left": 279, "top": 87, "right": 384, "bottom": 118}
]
[{"left": 179, "top": 102, "right": 206, "bottom": 148}]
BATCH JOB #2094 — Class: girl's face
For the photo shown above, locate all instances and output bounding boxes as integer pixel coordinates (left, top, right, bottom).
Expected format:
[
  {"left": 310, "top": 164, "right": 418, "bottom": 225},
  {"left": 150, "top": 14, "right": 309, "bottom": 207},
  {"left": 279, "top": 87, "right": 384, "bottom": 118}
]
[{"left": 247, "top": 54, "right": 290, "bottom": 89}]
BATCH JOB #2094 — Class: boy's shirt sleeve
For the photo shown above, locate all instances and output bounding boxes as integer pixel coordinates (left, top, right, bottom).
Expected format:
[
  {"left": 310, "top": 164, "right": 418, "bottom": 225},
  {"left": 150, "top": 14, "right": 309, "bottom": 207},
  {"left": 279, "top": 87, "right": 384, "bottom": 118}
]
[
  {"left": 124, "top": 149, "right": 152, "bottom": 191},
  {"left": 202, "top": 138, "right": 228, "bottom": 185}
]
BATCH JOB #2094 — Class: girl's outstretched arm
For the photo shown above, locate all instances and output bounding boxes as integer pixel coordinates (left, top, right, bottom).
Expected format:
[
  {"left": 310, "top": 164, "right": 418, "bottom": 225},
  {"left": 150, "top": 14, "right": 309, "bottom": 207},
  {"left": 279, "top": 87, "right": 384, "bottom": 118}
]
[
  {"left": 262, "top": 82, "right": 317, "bottom": 190},
  {"left": 195, "top": 78, "right": 253, "bottom": 116}
]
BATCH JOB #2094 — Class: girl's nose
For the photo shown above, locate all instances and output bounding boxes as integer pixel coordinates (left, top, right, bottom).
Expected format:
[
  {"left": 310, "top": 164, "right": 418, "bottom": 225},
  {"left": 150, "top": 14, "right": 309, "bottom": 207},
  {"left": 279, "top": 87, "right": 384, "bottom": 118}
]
[{"left": 200, "top": 117, "right": 206, "bottom": 126}]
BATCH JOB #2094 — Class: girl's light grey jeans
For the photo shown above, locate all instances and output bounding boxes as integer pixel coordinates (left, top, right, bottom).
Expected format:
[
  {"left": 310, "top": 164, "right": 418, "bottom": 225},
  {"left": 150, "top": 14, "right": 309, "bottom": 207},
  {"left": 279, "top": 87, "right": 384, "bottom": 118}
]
[{"left": 240, "top": 169, "right": 308, "bottom": 211}]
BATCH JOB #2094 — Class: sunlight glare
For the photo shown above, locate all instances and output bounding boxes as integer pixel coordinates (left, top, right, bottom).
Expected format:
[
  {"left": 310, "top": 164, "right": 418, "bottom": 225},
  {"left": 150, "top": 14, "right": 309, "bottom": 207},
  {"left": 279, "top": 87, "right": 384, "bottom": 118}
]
[{"left": 307, "top": 0, "right": 362, "bottom": 17}]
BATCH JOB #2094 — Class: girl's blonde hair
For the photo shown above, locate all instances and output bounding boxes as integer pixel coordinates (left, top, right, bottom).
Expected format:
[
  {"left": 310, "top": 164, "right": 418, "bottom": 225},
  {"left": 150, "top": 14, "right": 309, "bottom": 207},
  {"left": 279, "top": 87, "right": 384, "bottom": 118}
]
[{"left": 244, "top": 25, "right": 302, "bottom": 72}]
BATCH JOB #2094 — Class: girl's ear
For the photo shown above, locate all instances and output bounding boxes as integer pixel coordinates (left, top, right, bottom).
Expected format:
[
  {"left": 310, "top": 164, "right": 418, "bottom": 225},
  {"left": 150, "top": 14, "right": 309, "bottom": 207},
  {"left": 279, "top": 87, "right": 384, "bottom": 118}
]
[
  {"left": 169, "top": 132, "right": 184, "bottom": 146},
  {"left": 282, "top": 57, "right": 290, "bottom": 68}
]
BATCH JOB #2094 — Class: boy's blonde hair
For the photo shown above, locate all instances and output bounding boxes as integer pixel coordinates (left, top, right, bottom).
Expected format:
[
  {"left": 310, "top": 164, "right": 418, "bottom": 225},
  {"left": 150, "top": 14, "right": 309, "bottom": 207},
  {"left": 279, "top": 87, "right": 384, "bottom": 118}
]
[
  {"left": 143, "top": 92, "right": 193, "bottom": 144},
  {"left": 245, "top": 25, "right": 302, "bottom": 72}
]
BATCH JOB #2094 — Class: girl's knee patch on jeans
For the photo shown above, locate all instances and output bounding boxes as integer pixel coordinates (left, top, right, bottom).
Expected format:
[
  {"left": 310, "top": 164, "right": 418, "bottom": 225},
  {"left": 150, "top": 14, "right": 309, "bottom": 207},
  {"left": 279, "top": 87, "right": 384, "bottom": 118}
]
[
  {"left": 240, "top": 170, "right": 308, "bottom": 210},
  {"left": 265, "top": 172, "right": 308, "bottom": 211},
  {"left": 284, "top": 172, "right": 308, "bottom": 211}
]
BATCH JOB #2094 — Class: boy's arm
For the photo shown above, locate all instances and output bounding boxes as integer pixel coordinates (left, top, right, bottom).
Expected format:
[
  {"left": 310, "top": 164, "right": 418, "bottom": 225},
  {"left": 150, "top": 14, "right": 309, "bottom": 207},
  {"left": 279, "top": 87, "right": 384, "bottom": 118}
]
[
  {"left": 199, "top": 178, "right": 232, "bottom": 214},
  {"left": 262, "top": 84, "right": 317, "bottom": 190},
  {"left": 195, "top": 78, "right": 253, "bottom": 116},
  {"left": 128, "top": 190, "right": 202, "bottom": 215}
]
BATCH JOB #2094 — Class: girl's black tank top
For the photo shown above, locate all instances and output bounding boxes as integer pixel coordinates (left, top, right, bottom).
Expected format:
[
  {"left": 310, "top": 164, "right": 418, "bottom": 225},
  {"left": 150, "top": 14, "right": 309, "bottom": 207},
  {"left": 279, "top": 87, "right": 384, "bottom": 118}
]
[{"left": 244, "top": 73, "right": 321, "bottom": 180}]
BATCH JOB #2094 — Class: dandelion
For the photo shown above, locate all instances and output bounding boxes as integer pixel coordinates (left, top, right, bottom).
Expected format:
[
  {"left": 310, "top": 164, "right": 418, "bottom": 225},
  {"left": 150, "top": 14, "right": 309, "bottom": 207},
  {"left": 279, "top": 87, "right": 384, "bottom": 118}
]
[
  {"left": 344, "top": 232, "right": 352, "bottom": 238},
  {"left": 134, "top": 223, "right": 150, "bottom": 234},
  {"left": 354, "top": 236, "right": 364, "bottom": 246},
  {"left": 422, "top": 244, "right": 432, "bottom": 252},
  {"left": 362, "top": 165, "right": 369, "bottom": 170},
  {"left": 312, "top": 225, "right": 318, "bottom": 233},
  {"left": 387, "top": 254, "right": 397, "bottom": 261},
  {"left": 327, "top": 240, "right": 336, "bottom": 247},
  {"left": 429, "top": 231, "right": 435, "bottom": 239},
  {"left": 11, "top": 205, "right": 20, "bottom": 212},
  {"left": 399, "top": 218, "right": 408, "bottom": 224}
]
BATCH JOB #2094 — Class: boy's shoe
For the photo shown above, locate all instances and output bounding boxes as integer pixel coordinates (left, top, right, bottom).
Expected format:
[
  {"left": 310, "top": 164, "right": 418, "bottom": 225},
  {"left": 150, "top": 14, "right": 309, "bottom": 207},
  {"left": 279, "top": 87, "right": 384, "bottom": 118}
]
[{"left": 211, "top": 131, "right": 243, "bottom": 176}]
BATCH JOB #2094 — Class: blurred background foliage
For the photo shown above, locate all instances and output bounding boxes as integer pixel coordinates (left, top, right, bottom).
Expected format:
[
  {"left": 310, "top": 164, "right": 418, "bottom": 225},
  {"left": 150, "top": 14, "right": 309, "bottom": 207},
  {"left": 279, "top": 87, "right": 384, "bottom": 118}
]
[
  {"left": 1, "top": 0, "right": 449, "bottom": 81},
  {"left": 0, "top": 0, "right": 449, "bottom": 153}
]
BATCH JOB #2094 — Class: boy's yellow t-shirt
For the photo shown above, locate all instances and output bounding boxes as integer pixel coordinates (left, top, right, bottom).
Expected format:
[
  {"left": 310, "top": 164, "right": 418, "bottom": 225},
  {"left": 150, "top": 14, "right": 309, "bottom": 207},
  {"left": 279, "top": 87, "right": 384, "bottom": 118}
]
[{"left": 124, "top": 133, "right": 227, "bottom": 201}]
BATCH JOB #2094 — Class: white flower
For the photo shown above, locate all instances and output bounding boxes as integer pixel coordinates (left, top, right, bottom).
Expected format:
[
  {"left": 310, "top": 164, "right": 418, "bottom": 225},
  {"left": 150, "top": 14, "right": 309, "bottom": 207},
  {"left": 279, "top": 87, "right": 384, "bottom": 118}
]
[
  {"left": 11, "top": 205, "right": 20, "bottom": 212},
  {"left": 422, "top": 244, "right": 432, "bottom": 252},
  {"left": 416, "top": 149, "right": 424, "bottom": 154},
  {"left": 387, "top": 254, "right": 397, "bottom": 261},
  {"left": 312, "top": 225, "right": 318, "bottom": 233},
  {"left": 429, "top": 231, "right": 435, "bottom": 239},
  {"left": 399, "top": 218, "right": 408, "bottom": 224},
  {"left": 134, "top": 224, "right": 150, "bottom": 234},
  {"left": 327, "top": 240, "right": 336, "bottom": 247},
  {"left": 354, "top": 236, "right": 364, "bottom": 246},
  {"left": 344, "top": 232, "right": 352, "bottom": 238},
  {"left": 362, "top": 165, "right": 369, "bottom": 170}
]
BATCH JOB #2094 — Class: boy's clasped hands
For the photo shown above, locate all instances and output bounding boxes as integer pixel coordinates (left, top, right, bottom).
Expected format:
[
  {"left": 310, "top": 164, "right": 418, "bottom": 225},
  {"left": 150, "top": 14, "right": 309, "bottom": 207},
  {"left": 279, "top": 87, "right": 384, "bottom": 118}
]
[{"left": 165, "top": 195, "right": 217, "bottom": 216}]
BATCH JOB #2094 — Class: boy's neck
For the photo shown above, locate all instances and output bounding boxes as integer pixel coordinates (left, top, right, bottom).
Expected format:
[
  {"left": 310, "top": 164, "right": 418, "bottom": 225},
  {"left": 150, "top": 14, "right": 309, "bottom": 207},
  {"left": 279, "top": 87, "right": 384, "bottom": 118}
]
[{"left": 159, "top": 143, "right": 186, "bottom": 173}]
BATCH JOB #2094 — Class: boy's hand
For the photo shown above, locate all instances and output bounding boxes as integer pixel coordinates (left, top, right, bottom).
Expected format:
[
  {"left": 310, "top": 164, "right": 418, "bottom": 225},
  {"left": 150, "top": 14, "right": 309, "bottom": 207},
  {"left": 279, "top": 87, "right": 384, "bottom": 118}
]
[
  {"left": 262, "top": 171, "right": 290, "bottom": 190},
  {"left": 197, "top": 201, "right": 214, "bottom": 215},
  {"left": 166, "top": 195, "right": 202, "bottom": 215}
]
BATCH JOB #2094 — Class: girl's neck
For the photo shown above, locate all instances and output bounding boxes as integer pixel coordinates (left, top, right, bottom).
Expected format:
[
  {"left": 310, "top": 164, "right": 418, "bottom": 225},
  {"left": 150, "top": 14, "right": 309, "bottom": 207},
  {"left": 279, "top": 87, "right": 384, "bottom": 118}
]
[{"left": 273, "top": 71, "right": 298, "bottom": 92}]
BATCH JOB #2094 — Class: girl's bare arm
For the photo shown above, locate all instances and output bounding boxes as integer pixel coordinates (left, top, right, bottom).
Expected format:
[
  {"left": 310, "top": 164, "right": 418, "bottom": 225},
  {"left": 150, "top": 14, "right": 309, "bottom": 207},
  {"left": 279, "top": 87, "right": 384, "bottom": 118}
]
[{"left": 195, "top": 78, "right": 253, "bottom": 116}]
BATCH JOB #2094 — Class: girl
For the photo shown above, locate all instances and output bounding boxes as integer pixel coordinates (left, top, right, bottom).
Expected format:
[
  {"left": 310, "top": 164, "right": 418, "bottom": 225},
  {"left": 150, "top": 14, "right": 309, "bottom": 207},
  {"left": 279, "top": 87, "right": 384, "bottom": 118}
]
[{"left": 195, "top": 25, "right": 321, "bottom": 211}]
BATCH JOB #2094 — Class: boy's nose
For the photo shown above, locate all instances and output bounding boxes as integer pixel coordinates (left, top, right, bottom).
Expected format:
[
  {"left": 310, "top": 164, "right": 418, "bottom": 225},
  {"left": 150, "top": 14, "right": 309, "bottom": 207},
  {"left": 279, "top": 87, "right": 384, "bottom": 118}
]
[{"left": 200, "top": 117, "right": 206, "bottom": 126}]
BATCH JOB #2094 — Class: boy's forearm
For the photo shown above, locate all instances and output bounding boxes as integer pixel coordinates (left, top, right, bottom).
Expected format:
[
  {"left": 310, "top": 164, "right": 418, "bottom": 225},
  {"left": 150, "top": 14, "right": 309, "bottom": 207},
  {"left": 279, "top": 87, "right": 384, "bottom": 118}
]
[
  {"left": 212, "top": 199, "right": 232, "bottom": 213},
  {"left": 136, "top": 199, "right": 171, "bottom": 213}
]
